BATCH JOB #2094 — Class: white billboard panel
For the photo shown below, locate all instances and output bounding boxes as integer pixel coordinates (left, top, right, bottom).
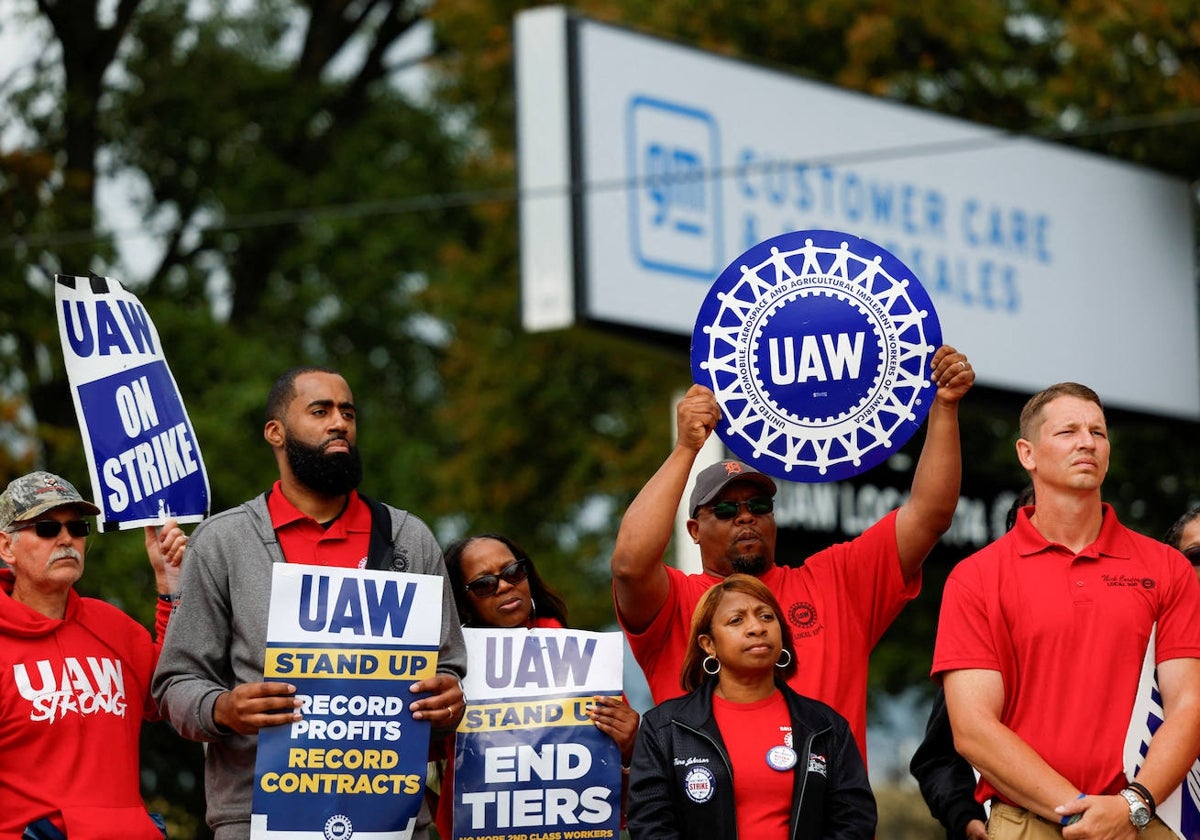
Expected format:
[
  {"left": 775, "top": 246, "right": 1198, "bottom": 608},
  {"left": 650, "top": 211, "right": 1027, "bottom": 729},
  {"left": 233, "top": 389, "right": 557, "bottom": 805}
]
[{"left": 516, "top": 8, "right": 1200, "bottom": 418}]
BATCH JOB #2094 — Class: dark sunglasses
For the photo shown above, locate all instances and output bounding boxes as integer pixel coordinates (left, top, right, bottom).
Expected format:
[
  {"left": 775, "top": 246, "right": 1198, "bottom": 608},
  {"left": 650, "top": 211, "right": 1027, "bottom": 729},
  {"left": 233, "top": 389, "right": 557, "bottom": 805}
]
[
  {"left": 708, "top": 497, "right": 774, "bottom": 520},
  {"left": 465, "top": 560, "right": 529, "bottom": 598},
  {"left": 11, "top": 519, "right": 91, "bottom": 539},
  {"left": 1184, "top": 546, "right": 1200, "bottom": 567}
]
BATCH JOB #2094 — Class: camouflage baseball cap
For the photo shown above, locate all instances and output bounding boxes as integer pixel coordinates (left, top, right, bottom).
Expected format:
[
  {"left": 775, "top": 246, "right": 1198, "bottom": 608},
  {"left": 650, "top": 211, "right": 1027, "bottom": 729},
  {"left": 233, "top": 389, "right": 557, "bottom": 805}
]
[{"left": 0, "top": 471, "right": 100, "bottom": 530}]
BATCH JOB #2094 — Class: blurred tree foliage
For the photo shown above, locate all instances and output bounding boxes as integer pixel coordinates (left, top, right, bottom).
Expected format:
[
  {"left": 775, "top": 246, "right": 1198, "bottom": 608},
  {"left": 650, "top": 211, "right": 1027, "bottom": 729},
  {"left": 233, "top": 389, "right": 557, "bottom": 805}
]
[{"left": 2, "top": 0, "right": 1200, "bottom": 835}]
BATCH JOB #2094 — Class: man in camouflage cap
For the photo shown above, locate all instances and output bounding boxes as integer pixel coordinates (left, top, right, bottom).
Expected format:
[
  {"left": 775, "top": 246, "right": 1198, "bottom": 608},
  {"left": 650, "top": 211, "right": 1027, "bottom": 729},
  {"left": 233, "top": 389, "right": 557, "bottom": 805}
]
[
  {"left": 0, "top": 470, "right": 102, "bottom": 528},
  {"left": 0, "top": 472, "right": 186, "bottom": 838}
]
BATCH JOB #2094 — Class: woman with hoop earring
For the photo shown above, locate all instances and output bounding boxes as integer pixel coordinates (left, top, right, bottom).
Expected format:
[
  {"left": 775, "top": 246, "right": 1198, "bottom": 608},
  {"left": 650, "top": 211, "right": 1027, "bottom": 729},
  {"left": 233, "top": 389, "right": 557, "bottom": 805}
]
[{"left": 627, "top": 574, "right": 875, "bottom": 839}]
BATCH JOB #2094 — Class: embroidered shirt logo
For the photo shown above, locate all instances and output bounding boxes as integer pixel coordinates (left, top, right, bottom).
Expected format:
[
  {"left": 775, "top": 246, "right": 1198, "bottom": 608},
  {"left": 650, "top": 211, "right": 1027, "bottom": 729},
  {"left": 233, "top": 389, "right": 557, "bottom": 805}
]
[
  {"left": 13, "top": 656, "right": 128, "bottom": 722},
  {"left": 1101, "top": 574, "right": 1156, "bottom": 590}
]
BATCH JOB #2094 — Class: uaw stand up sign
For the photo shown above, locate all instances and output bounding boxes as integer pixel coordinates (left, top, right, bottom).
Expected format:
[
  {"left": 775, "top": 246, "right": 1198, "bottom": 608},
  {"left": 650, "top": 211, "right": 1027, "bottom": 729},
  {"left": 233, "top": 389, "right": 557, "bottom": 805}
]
[{"left": 691, "top": 229, "right": 942, "bottom": 483}]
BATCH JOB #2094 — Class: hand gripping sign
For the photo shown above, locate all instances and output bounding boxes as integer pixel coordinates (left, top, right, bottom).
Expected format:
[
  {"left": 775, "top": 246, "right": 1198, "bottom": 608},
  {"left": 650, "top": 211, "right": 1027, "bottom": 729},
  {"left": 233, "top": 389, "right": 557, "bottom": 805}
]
[
  {"left": 55, "top": 274, "right": 210, "bottom": 530},
  {"left": 252, "top": 565, "right": 444, "bottom": 840},
  {"left": 691, "top": 229, "right": 942, "bottom": 482},
  {"left": 451, "top": 628, "right": 625, "bottom": 840}
]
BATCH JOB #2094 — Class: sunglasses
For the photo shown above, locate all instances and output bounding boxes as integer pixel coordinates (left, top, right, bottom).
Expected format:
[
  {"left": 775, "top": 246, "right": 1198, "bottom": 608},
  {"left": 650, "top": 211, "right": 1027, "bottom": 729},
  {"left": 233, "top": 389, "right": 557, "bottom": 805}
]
[
  {"left": 11, "top": 519, "right": 91, "bottom": 539},
  {"left": 465, "top": 560, "right": 529, "bottom": 598},
  {"left": 1185, "top": 546, "right": 1200, "bottom": 567},
  {"left": 708, "top": 497, "right": 774, "bottom": 520}
]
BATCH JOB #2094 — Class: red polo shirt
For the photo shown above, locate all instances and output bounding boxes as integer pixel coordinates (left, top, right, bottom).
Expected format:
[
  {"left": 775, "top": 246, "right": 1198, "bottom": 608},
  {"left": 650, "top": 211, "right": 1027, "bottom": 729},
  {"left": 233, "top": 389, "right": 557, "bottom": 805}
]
[
  {"left": 266, "top": 481, "right": 371, "bottom": 568},
  {"left": 934, "top": 504, "right": 1200, "bottom": 804}
]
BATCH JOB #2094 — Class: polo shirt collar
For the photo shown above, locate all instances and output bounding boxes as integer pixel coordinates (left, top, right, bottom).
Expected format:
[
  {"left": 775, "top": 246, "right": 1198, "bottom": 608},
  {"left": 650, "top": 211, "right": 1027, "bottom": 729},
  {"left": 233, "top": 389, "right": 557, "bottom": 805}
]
[
  {"left": 1011, "top": 502, "right": 1133, "bottom": 561},
  {"left": 266, "top": 480, "right": 358, "bottom": 530}
]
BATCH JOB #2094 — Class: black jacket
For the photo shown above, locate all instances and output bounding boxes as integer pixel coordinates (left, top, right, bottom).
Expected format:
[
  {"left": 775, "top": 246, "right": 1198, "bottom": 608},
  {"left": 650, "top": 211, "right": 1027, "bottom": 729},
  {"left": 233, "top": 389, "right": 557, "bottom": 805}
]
[
  {"left": 909, "top": 688, "right": 986, "bottom": 840},
  {"left": 627, "top": 681, "right": 876, "bottom": 840}
]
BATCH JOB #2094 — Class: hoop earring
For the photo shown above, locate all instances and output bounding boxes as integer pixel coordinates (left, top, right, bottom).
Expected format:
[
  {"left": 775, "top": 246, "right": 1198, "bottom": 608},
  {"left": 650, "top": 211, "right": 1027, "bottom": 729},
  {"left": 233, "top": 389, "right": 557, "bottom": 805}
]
[
  {"left": 702, "top": 655, "right": 721, "bottom": 675},
  {"left": 776, "top": 649, "right": 792, "bottom": 669}
]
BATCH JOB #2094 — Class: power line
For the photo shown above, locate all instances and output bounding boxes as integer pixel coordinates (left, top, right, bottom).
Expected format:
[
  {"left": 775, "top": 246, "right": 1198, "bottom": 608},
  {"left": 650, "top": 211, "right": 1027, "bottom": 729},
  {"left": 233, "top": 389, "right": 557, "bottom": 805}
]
[{"left": 4, "top": 105, "right": 1200, "bottom": 253}]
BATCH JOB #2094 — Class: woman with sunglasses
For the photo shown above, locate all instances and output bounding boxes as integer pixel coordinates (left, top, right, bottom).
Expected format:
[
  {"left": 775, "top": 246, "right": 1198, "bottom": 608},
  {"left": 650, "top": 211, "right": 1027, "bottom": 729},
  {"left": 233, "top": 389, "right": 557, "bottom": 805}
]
[
  {"left": 1165, "top": 507, "right": 1200, "bottom": 573},
  {"left": 628, "top": 574, "right": 875, "bottom": 840},
  {"left": 432, "top": 533, "right": 640, "bottom": 837}
]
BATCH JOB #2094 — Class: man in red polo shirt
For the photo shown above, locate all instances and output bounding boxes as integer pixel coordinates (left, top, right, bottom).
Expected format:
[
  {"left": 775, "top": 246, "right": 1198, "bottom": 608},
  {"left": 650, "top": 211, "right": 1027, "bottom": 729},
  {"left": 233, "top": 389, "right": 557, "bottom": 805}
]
[
  {"left": 153, "top": 366, "right": 466, "bottom": 840},
  {"left": 611, "top": 344, "right": 974, "bottom": 762},
  {"left": 935, "top": 382, "right": 1200, "bottom": 840}
]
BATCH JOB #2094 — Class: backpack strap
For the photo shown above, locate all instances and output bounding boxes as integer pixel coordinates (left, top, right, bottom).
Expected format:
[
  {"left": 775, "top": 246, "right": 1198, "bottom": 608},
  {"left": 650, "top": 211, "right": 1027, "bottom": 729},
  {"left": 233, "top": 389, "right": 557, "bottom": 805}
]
[{"left": 361, "top": 493, "right": 401, "bottom": 571}]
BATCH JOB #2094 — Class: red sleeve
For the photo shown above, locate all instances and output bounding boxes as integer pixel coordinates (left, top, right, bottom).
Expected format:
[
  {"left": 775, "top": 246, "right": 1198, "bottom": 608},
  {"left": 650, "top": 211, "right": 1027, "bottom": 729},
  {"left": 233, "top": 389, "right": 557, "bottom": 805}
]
[
  {"left": 931, "top": 559, "right": 998, "bottom": 679},
  {"left": 152, "top": 598, "right": 173, "bottom": 647},
  {"left": 803, "top": 509, "right": 919, "bottom": 648}
]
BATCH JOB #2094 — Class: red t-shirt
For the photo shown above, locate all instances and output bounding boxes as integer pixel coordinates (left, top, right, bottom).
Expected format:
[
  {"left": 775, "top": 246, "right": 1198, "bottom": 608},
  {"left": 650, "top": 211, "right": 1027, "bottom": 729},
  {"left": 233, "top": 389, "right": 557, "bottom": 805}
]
[
  {"left": 713, "top": 690, "right": 793, "bottom": 840},
  {"left": 934, "top": 504, "right": 1200, "bottom": 803},
  {"left": 266, "top": 481, "right": 371, "bottom": 568},
  {"left": 620, "top": 509, "right": 914, "bottom": 760}
]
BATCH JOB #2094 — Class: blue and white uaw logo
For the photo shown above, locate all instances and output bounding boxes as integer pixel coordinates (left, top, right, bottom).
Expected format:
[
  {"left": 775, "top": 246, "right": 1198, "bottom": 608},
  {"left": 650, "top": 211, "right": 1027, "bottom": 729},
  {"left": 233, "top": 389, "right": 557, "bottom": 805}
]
[{"left": 690, "top": 229, "right": 941, "bottom": 482}]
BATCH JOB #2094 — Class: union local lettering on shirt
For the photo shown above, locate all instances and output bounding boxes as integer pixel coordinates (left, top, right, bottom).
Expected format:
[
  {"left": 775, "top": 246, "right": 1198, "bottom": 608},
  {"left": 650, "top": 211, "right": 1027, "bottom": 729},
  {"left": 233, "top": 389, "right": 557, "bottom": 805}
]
[{"left": 13, "top": 656, "right": 128, "bottom": 722}]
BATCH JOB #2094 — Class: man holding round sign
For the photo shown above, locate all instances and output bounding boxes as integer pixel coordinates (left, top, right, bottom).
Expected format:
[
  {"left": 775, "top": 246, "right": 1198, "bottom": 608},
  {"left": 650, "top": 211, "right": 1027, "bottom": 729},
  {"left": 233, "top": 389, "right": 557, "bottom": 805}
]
[{"left": 612, "top": 230, "right": 973, "bottom": 762}]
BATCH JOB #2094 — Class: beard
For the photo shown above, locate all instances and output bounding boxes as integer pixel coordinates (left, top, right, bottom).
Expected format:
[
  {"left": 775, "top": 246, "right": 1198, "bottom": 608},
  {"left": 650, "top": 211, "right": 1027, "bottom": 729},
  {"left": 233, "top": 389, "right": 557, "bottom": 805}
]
[
  {"left": 285, "top": 435, "right": 363, "bottom": 496},
  {"left": 731, "top": 553, "right": 768, "bottom": 576}
]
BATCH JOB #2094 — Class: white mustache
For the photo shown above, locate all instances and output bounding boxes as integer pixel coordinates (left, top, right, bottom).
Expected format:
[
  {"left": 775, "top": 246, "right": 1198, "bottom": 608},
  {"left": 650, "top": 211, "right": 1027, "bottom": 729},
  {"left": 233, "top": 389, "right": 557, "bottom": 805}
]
[{"left": 50, "top": 547, "right": 83, "bottom": 564}]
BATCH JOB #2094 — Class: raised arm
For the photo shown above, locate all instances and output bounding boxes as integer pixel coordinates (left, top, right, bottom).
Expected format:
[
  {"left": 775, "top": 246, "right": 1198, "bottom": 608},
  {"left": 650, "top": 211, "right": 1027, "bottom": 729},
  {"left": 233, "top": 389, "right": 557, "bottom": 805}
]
[
  {"left": 894, "top": 345, "right": 973, "bottom": 582},
  {"left": 611, "top": 384, "right": 720, "bottom": 633},
  {"left": 144, "top": 518, "right": 185, "bottom": 643},
  {"left": 144, "top": 518, "right": 185, "bottom": 596}
]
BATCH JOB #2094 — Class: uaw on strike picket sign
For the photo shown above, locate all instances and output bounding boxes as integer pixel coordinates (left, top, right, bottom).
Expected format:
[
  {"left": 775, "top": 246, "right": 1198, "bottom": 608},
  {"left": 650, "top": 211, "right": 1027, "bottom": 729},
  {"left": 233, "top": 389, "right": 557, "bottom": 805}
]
[
  {"left": 451, "top": 628, "right": 624, "bottom": 840},
  {"left": 691, "top": 229, "right": 942, "bottom": 483},
  {"left": 251, "top": 565, "right": 443, "bottom": 840},
  {"left": 55, "top": 274, "right": 209, "bottom": 530}
]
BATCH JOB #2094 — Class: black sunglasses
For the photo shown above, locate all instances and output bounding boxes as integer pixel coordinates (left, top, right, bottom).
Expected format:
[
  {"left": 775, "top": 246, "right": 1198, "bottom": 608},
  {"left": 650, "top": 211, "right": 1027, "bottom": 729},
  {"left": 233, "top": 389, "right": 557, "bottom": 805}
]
[
  {"left": 11, "top": 519, "right": 91, "bottom": 539},
  {"left": 1184, "top": 546, "right": 1200, "bottom": 567},
  {"left": 465, "top": 560, "right": 529, "bottom": 598},
  {"left": 708, "top": 497, "right": 774, "bottom": 520}
]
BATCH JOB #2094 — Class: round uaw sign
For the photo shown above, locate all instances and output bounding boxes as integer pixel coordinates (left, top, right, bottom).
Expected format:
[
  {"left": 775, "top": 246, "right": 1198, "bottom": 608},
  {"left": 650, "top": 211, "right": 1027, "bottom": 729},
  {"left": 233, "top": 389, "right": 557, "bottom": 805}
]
[{"left": 691, "top": 229, "right": 941, "bottom": 482}]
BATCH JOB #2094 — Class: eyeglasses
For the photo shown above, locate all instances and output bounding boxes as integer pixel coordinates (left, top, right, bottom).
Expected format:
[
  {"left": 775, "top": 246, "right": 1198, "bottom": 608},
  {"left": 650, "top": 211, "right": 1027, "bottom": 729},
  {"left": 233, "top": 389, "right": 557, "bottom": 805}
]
[
  {"left": 707, "top": 497, "right": 774, "bottom": 520},
  {"left": 10, "top": 519, "right": 91, "bottom": 539},
  {"left": 465, "top": 560, "right": 529, "bottom": 598},
  {"left": 1184, "top": 546, "right": 1200, "bottom": 567}
]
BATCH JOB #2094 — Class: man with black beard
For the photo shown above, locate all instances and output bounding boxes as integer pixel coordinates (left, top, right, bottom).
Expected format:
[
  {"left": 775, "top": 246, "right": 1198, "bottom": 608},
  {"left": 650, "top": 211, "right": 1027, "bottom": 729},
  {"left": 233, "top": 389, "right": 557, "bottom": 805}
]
[
  {"left": 153, "top": 367, "right": 466, "bottom": 840},
  {"left": 611, "top": 344, "right": 973, "bottom": 763}
]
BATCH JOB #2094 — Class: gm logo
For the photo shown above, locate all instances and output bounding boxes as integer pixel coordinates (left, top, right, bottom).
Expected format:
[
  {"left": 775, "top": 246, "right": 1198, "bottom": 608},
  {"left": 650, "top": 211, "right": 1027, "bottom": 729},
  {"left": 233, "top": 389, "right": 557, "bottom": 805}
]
[
  {"left": 691, "top": 230, "right": 941, "bottom": 483},
  {"left": 626, "top": 96, "right": 722, "bottom": 278}
]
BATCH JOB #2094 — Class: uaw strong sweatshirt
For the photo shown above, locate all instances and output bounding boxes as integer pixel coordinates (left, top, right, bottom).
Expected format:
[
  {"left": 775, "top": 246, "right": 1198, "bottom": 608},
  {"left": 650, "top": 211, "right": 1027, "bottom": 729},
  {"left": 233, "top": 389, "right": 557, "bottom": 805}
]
[{"left": 0, "top": 569, "right": 167, "bottom": 839}]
